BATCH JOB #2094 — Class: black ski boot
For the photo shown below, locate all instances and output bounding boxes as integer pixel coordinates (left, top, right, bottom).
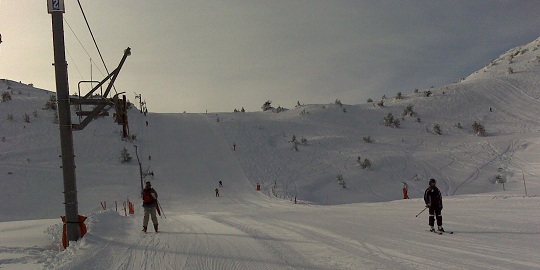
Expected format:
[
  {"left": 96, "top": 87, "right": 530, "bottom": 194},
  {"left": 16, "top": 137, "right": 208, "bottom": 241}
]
[
  {"left": 142, "top": 226, "right": 147, "bottom": 233},
  {"left": 438, "top": 226, "right": 445, "bottom": 232},
  {"left": 154, "top": 224, "right": 159, "bottom": 233},
  {"left": 429, "top": 226, "right": 435, "bottom": 232}
]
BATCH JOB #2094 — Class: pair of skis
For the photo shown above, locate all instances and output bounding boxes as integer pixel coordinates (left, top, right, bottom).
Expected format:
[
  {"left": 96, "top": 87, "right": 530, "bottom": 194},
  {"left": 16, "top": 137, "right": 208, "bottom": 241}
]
[{"left": 430, "top": 229, "right": 453, "bottom": 235}]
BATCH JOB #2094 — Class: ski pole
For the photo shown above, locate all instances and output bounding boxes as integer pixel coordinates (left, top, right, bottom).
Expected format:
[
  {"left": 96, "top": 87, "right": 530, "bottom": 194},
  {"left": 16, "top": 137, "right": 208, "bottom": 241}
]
[
  {"left": 415, "top": 207, "right": 428, "bottom": 217},
  {"left": 157, "top": 200, "right": 166, "bottom": 219}
]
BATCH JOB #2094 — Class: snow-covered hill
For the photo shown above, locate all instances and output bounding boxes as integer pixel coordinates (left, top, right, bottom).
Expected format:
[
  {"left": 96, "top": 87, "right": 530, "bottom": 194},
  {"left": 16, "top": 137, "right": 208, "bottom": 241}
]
[{"left": 0, "top": 37, "right": 539, "bottom": 269}]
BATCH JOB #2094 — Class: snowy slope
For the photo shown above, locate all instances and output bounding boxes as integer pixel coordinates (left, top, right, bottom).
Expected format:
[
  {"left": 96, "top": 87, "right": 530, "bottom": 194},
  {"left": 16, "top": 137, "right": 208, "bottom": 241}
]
[{"left": 0, "top": 37, "right": 540, "bottom": 269}]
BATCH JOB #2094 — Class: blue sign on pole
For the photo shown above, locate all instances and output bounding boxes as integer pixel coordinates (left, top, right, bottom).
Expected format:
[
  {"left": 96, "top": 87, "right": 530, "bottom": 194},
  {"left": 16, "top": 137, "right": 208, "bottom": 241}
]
[{"left": 48, "top": 0, "right": 65, "bottom": 13}]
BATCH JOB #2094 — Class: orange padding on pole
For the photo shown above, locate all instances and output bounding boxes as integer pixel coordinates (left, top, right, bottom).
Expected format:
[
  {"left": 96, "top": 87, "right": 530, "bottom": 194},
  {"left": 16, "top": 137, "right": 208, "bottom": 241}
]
[
  {"left": 61, "top": 215, "right": 88, "bottom": 249},
  {"left": 129, "top": 201, "right": 134, "bottom": 215}
]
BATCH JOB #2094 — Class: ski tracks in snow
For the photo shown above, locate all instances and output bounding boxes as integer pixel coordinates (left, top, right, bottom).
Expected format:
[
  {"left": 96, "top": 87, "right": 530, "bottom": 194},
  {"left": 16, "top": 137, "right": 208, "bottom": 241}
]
[{"left": 110, "top": 214, "right": 317, "bottom": 270}]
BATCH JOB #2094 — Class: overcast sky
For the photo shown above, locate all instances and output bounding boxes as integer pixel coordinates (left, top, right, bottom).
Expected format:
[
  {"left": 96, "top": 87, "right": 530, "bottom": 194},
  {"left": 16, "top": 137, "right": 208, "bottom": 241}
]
[{"left": 1, "top": 1, "right": 539, "bottom": 113}]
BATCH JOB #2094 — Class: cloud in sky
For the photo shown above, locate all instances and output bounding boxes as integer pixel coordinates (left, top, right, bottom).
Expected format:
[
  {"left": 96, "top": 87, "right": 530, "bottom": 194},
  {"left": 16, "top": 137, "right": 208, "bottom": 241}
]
[{"left": 1, "top": 1, "right": 539, "bottom": 113}]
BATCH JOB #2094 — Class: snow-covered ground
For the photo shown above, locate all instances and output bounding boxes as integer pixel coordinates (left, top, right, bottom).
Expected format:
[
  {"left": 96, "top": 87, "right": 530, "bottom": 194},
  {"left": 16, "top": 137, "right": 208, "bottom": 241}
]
[{"left": 0, "top": 37, "right": 539, "bottom": 269}]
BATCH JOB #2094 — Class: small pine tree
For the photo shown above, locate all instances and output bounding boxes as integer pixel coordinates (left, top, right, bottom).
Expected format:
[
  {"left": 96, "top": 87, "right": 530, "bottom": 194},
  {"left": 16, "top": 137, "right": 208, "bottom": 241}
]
[
  {"left": 424, "top": 90, "right": 432, "bottom": 97},
  {"left": 395, "top": 92, "right": 403, "bottom": 100},
  {"left": 507, "top": 67, "right": 513, "bottom": 75},
  {"left": 367, "top": 98, "right": 373, "bottom": 103},
  {"left": 383, "top": 113, "right": 400, "bottom": 128},
  {"left": 335, "top": 99, "right": 343, "bottom": 106},
  {"left": 416, "top": 117, "right": 421, "bottom": 123},
  {"left": 120, "top": 147, "right": 133, "bottom": 163},
  {"left": 377, "top": 100, "right": 384, "bottom": 107},
  {"left": 383, "top": 113, "right": 394, "bottom": 127}
]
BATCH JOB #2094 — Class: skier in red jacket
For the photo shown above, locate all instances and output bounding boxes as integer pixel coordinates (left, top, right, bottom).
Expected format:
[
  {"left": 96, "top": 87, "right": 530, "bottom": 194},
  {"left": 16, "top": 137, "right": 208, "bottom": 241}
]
[{"left": 141, "top": 181, "right": 158, "bottom": 233}]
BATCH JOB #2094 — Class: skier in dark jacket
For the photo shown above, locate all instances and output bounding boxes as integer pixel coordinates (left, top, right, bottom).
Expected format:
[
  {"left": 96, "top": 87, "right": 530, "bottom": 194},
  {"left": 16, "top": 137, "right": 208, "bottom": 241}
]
[
  {"left": 424, "top": 178, "right": 444, "bottom": 232},
  {"left": 141, "top": 181, "right": 158, "bottom": 233}
]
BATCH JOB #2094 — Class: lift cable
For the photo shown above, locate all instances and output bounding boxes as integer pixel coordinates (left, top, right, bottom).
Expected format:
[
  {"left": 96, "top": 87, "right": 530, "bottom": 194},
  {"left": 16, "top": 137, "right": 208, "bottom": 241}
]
[
  {"left": 76, "top": 0, "right": 117, "bottom": 94},
  {"left": 63, "top": 17, "right": 105, "bottom": 78},
  {"left": 65, "top": 48, "right": 86, "bottom": 86}
]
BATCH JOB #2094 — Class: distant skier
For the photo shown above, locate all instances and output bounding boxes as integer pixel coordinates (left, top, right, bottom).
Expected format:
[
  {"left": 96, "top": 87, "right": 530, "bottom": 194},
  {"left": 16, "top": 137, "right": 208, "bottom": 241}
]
[
  {"left": 215, "top": 188, "right": 220, "bottom": 197},
  {"left": 424, "top": 178, "right": 444, "bottom": 232},
  {"left": 141, "top": 181, "right": 159, "bottom": 233},
  {"left": 219, "top": 180, "right": 223, "bottom": 187},
  {"left": 402, "top": 182, "right": 409, "bottom": 199}
]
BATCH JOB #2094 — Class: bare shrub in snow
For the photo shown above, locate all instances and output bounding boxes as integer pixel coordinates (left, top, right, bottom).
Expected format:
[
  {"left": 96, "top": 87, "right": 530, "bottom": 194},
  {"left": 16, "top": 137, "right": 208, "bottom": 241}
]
[
  {"left": 507, "top": 67, "right": 513, "bottom": 75},
  {"left": 23, "top": 113, "right": 30, "bottom": 123},
  {"left": 361, "top": 158, "right": 371, "bottom": 170},
  {"left": 261, "top": 100, "right": 273, "bottom": 111},
  {"left": 433, "top": 123, "right": 442, "bottom": 135},
  {"left": 395, "top": 92, "right": 403, "bottom": 100},
  {"left": 335, "top": 99, "right": 342, "bottom": 106},
  {"left": 336, "top": 174, "right": 346, "bottom": 189},
  {"left": 367, "top": 98, "right": 373, "bottom": 103},
  {"left": 290, "top": 135, "right": 300, "bottom": 151},
  {"left": 377, "top": 100, "right": 384, "bottom": 107},
  {"left": 1, "top": 91, "right": 12, "bottom": 102},
  {"left": 53, "top": 110, "right": 59, "bottom": 124},
  {"left": 402, "top": 104, "right": 415, "bottom": 117},
  {"left": 43, "top": 95, "right": 57, "bottom": 110},
  {"left": 472, "top": 121, "right": 486, "bottom": 137},
  {"left": 363, "top": 136, "right": 373, "bottom": 143}
]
